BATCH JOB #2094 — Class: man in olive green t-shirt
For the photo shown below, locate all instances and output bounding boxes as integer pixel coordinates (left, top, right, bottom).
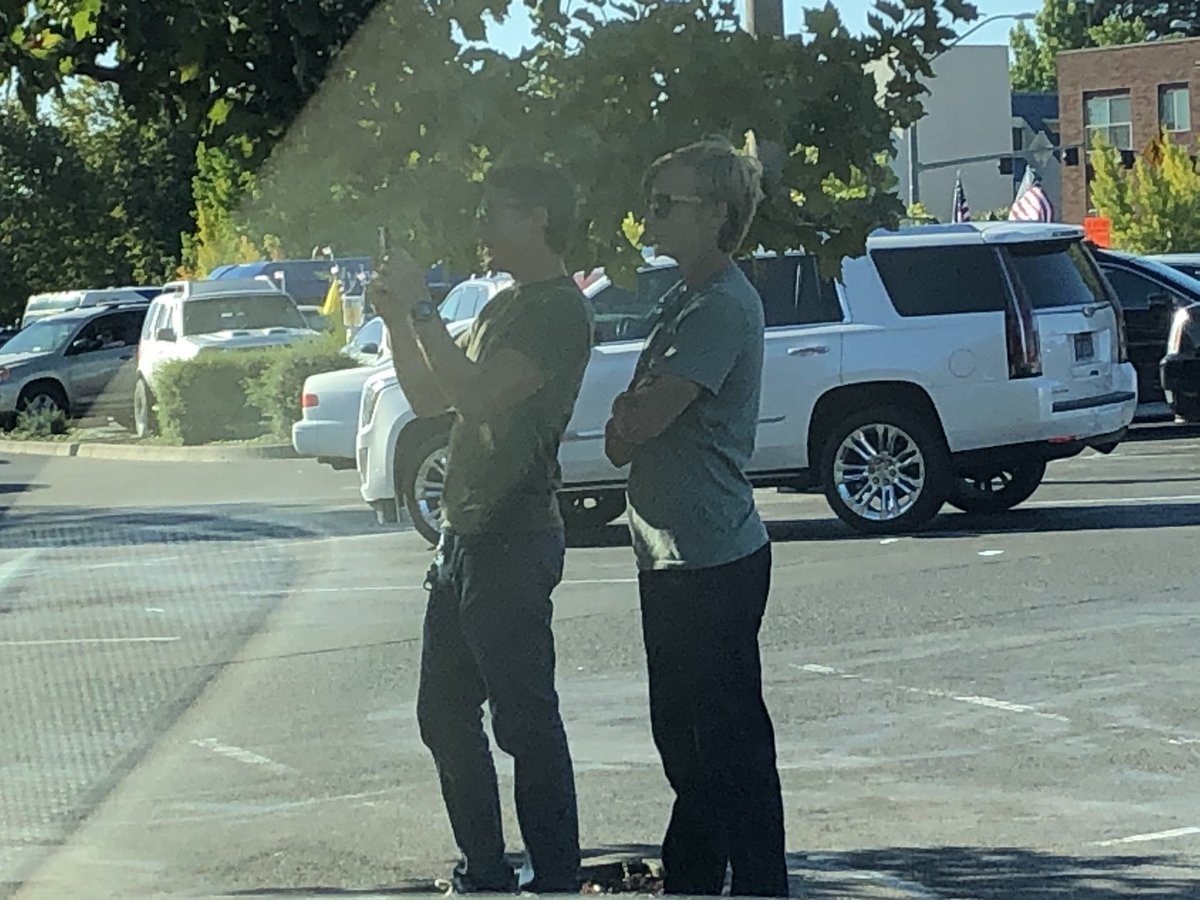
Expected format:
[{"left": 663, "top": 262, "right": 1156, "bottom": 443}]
[{"left": 369, "top": 162, "right": 591, "bottom": 895}]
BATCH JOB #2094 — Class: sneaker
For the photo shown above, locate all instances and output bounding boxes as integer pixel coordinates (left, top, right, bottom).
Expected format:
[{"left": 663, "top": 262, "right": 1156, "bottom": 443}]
[{"left": 437, "top": 861, "right": 518, "bottom": 894}]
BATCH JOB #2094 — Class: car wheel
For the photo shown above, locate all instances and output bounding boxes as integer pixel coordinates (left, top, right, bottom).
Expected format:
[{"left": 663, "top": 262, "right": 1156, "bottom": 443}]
[
  {"left": 820, "top": 406, "right": 951, "bottom": 534},
  {"left": 17, "top": 382, "right": 68, "bottom": 417},
  {"left": 559, "top": 491, "right": 626, "bottom": 530},
  {"left": 133, "top": 379, "right": 155, "bottom": 438},
  {"left": 399, "top": 431, "right": 449, "bottom": 545},
  {"left": 947, "top": 460, "right": 1047, "bottom": 514}
]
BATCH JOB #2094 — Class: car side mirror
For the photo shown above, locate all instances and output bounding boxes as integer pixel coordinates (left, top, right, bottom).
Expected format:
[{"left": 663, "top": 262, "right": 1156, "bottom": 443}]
[
  {"left": 360, "top": 342, "right": 379, "bottom": 356},
  {"left": 68, "top": 337, "right": 95, "bottom": 354},
  {"left": 155, "top": 328, "right": 177, "bottom": 342}
]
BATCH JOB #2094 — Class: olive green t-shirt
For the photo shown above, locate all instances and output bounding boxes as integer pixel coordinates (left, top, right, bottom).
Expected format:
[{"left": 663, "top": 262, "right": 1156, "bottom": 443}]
[{"left": 441, "top": 277, "right": 592, "bottom": 535}]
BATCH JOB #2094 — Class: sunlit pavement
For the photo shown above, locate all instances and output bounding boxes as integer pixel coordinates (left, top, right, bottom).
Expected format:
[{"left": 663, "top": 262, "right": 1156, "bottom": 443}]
[{"left": 2, "top": 428, "right": 1200, "bottom": 898}]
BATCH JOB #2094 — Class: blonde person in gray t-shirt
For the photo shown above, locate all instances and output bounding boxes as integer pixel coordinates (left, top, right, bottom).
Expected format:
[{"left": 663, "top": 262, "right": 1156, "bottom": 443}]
[{"left": 604, "top": 139, "right": 787, "bottom": 897}]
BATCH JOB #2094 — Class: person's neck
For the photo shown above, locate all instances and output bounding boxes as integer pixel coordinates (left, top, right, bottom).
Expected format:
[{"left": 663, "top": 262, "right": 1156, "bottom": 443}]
[
  {"left": 509, "top": 248, "right": 568, "bottom": 286},
  {"left": 678, "top": 247, "right": 731, "bottom": 289}
]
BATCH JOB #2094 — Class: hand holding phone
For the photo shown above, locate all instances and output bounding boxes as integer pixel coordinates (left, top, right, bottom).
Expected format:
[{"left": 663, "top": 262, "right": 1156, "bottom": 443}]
[{"left": 368, "top": 225, "right": 430, "bottom": 322}]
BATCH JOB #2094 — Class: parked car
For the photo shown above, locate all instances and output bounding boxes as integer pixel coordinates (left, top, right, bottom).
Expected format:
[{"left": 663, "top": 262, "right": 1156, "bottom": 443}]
[
  {"left": 359, "top": 223, "right": 1136, "bottom": 542},
  {"left": 133, "top": 278, "right": 317, "bottom": 437},
  {"left": 1148, "top": 253, "right": 1200, "bottom": 282},
  {"left": 20, "top": 286, "right": 161, "bottom": 329},
  {"left": 209, "top": 258, "right": 372, "bottom": 307},
  {"left": 293, "top": 276, "right": 511, "bottom": 468},
  {"left": 0, "top": 302, "right": 148, "bottom": 427},
  {"left": 1161, "top": 302, "right": 1200, "bottom": 421},
  {"left": 1091, "top": 248, "right": 1200, "bottom": 416}
]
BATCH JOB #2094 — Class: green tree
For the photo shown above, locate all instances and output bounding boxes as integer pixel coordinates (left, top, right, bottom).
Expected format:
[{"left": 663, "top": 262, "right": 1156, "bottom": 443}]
[
  {"left": 5, "top": 0, "right": 980, "bottom": 282},
  {"left": 1089, "top": 133, "right": 1200, "bottom": 253},
  {"left": 1010, "top": 0, "right": 1150, "bottom": 92},
  {"left": 234, "top": 0, "right": 983, "bottom": 281},
  {"left": 0, "top": 83, "right": 195, "bottom": 323}
]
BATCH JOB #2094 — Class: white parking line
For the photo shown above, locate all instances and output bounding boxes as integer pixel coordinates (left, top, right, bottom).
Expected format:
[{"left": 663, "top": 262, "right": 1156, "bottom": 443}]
[
  {"left": 1090, "top": 826, "right": 1200, "bottom": 847},
  {"left": 0, "top": 636, "right": 181, "bottom": 647},
  {"left": 792, "top": 663, "right": 1071, "bottom": 723},
  {"left": 1027, "top": 493, "right": 1200, "bottom": 508},
  {"left": 190, "top": 738, "right": 297, "bottom": 776}
]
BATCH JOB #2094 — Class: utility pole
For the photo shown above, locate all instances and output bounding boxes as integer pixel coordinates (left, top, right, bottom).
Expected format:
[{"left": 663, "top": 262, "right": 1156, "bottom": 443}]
[
  {"left": 745, "top": 0, "right": 784, "bottom": 37},
  {"left": 906, "top": 11, "right": 1037, "bottom": 207}
]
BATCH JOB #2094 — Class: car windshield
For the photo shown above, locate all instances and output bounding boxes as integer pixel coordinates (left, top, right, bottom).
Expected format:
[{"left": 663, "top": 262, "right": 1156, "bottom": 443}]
[
  {"left": 181, "top": 294, "right": 308, "bottom": 335},
  {"left": 0, "top": 319, "right": 76, "bottom": 355}
]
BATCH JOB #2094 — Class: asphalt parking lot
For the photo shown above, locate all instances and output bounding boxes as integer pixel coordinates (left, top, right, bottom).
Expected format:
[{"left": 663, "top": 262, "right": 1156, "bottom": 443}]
[{"left": 2, "top": 426, "right": 1199, "bottom": 898}]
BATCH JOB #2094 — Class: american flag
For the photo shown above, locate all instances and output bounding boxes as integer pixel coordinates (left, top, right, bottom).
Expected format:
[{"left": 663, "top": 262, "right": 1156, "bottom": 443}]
[
  {"left": 952, "top": 173, "right": 971, "bottom": 223},
  {"left": 1009, "top": 167, "right": 1055, "bottom": 222}
]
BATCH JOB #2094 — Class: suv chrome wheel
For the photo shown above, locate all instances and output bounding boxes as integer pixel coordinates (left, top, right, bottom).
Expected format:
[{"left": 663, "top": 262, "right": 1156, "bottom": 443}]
[
  {"left": 833, "top": 423, "right": 925, "bottom": 522},
  {"left": 821, "top": 406, "right": 951, "bottom": 534}
]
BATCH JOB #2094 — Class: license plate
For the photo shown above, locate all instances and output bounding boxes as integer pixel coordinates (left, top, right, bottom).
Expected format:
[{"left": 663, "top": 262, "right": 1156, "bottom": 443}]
[{"left": 1074, "top": 332, "right": 1094, "bottom": 361}]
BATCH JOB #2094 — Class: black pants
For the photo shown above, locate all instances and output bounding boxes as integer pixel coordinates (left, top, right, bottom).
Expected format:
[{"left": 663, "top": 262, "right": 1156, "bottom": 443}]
[
  {"left": 416, "top": 528, "right": 580, "bottom": 891},
  {"left": 638, "top": 543, "right": 788, "bottom": 897}
]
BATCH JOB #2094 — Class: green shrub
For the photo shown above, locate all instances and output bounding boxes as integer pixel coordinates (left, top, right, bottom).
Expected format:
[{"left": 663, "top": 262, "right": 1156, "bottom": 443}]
[
  {"left": 246, "top": 336, "right": 360, "bottom": 438},
  {"left": 11, "top": 407, "right": 68, "bottom": 438},
  {"left": 155, "top": 352, "right": 273, "bottom": 445}
]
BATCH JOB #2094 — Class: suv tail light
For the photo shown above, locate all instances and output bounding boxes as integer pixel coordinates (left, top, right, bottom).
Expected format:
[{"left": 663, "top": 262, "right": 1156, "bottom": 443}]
[
  {"left": 302, "top": 392, "right": 319, "bottom": 409},
  {"left": 1114, "top": 304, "right": 1130, "bottom": 363},
  {"left": 1004, "top": 289, "right": 1042, "bottom": 379}
]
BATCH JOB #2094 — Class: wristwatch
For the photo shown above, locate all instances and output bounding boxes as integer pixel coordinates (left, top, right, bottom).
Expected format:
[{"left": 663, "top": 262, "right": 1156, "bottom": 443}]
[{"left": 411, "top": 298, "right": 438, "bottom": 323}]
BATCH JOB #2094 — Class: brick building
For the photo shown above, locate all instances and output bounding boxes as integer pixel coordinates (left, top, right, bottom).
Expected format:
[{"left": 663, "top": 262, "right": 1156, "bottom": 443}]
[{"left": 1057, "top": 37, "right": 1200, "bottom": 224}]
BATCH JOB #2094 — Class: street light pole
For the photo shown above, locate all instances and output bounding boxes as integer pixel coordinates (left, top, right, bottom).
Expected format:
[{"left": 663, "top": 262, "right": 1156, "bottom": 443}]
[{"left": 906, "top": 11, "right": 1036, "bottom": 206}]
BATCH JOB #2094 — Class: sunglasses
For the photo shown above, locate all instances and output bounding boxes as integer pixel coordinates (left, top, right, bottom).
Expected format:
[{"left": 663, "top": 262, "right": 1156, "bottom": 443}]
[{"left": 645, "top": 192, "right": 707, "bottom": 220}]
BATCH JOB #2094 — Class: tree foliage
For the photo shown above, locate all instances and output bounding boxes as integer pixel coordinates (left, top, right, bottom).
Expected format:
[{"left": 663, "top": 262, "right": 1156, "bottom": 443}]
[
  {"left": 1010, "top": 0, "right": 1160, "bottom": 92},
  {"left": 3, "top": 0, "right": 980, "bottom": 289},
  {"left": 1089, "top": 133, "right": 1200, "bottom": 253},
  {"left": 0, "top": 83, "right": 195, "bottom": 324}
]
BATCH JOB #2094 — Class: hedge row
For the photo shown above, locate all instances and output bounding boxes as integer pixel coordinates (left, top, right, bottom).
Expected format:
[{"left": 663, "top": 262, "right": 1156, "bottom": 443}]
[{"left": 154, "top": 336, "right": 360, "bottom": 445}]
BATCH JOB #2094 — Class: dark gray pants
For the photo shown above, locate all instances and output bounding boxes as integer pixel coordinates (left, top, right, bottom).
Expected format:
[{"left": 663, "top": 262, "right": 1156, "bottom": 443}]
[{"left": 416, "top": 528, "right": 580, "bottom": 891}]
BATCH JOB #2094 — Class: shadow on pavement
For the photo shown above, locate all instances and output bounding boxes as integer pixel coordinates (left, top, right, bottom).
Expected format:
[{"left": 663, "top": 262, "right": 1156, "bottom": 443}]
[
  {"left": 0, "top": 506, "right": 316, "bottom": 549},
  {"left": 792, "top": 846, "right": 1199, "bottom": 899},
  {"left": 0, "top": 482, "right": 45, "bottom": 494},
  {"left": 1126, "top": 422, "right": 1200, "bottom": 443},
  {"left": 221, "top": 845, "right": 1197, "bottom": 898},
  {"left": 1044, "top": 476, "right": 1200, "bottom": 486},
  {"left": 757, "top": 502, "right": 1200, "bottom": 545}
]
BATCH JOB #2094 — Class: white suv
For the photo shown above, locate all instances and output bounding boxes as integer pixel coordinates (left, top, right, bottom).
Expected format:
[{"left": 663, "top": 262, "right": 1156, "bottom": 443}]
[
  {"left": 358, "top": 223, "right": 1137, "bottom": 541},
  {"left": 133, "top": 278, "right": 316, "bottom": 436}
]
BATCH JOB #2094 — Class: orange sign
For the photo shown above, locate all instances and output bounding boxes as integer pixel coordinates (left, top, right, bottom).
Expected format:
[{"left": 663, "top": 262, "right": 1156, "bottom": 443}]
[{"left": 1084, "top": 215, "right": 1112, "bottom": 248}]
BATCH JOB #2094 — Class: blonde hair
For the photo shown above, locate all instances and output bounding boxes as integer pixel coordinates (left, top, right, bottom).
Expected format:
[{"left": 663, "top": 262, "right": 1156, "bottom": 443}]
[{"left": 643, "top": 138, "right": 765, "bottom": 253}]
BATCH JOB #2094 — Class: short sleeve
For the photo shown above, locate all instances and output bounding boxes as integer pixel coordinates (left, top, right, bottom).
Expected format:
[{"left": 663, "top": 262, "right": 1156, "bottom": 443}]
[
  {"left": 501, "top": 287, "right": 593, "bottom": 379},
  {"left": 651, "top": 290, "right": 749, "bottom": 395}
]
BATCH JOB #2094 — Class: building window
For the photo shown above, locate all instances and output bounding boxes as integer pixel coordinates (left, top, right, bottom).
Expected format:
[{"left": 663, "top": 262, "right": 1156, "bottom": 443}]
[
  {"left": 1160, "top": 85, "right": 1191, "bottom": 132},
  {"left": 1085, "top": 92, "right": 1132, "bottom": 149}
]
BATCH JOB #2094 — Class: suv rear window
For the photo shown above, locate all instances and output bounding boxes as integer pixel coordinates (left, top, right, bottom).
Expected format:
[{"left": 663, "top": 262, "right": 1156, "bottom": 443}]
[
  {"left": 871, "top": 245, "right": 1009, "bottom": 316},
  {"left": 1003, "top": 240, "right": 1108, "bottom": 309}
]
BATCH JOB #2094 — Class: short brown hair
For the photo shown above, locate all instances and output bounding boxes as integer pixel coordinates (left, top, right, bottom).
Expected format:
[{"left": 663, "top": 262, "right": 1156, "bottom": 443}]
[
  {"left": 486, "top": 162, "right": 577, "bottom": 255},
  {"left": 643, "top": 138, "right": 765, "bottom": 253}
]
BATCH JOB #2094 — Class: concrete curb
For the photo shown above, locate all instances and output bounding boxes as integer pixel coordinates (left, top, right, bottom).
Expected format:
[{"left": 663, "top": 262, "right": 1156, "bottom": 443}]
[{"left": 0, "top": 439, "right": 298, "bottom": 462}]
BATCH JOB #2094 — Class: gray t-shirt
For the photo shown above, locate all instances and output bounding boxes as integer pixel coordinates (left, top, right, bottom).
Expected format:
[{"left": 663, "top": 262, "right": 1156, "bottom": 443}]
[{"left": 625, "top": 263, "right": 769, "bottom": 571}]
